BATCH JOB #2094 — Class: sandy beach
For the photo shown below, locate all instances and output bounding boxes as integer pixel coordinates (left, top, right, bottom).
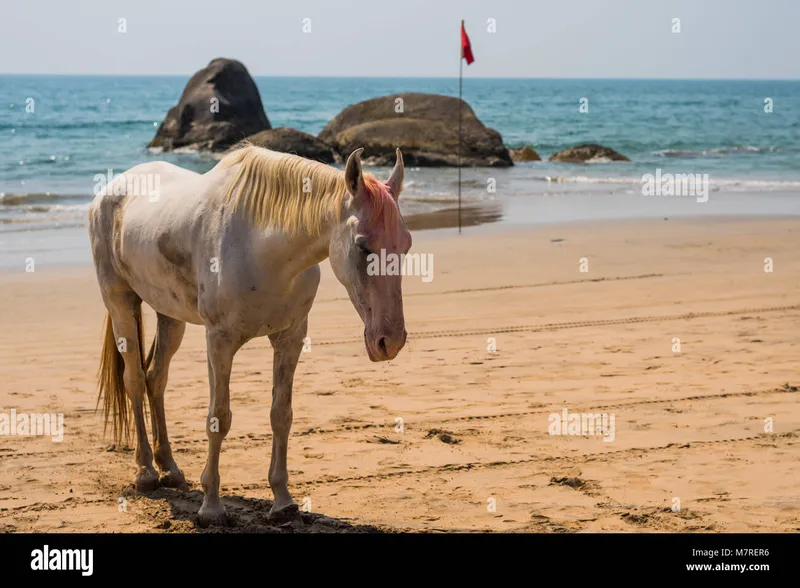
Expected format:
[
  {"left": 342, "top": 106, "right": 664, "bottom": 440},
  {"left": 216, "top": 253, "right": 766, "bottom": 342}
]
[{"left": 1, "top": 215, "right": 798, "bottom": 533}]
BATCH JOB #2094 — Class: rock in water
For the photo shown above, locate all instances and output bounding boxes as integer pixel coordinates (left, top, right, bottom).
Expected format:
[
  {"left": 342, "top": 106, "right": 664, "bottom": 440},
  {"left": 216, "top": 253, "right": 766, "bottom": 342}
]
[
  {"left": 148, "top": 58, "right": 270, "bottom": 152},
  {"left": 510, "top": 145, "right": 541, "bottom": 162},
  {"left": 318, "top": 93, "right": 513, "bottom": 167},
  {"left": 241, "top": 128, "right": 337, "bottom": 164},
  {"left": 548, "top": 144, "right": 630, "bottom": 163}
]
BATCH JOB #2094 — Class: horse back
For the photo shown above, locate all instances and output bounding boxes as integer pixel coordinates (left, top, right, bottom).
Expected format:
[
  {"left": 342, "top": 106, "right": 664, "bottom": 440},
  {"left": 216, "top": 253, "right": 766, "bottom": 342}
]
[{"left": 88, "top": 161, "right": 214, "bottom": 324}]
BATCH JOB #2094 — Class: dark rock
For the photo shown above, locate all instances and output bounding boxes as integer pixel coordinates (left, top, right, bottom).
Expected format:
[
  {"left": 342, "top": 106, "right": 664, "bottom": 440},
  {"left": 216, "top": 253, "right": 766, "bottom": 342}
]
[
  {"left": 510, "top": 145, "right": 541, "bottom": 162},
  {"left": 148, "top": 58, "right": 270, "bottom": 152},
  {"left": 242, "top": 127, "right": 336, "bottom": 163},
  {"left": 318, "top": 93, "right": 513, "bottom": 167},
  {"left": 548, "top": 143, "right": 630, "bottom": 163}
]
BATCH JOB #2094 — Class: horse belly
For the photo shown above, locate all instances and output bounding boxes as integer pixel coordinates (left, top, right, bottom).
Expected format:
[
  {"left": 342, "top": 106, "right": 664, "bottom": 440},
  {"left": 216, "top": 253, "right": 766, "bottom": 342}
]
[{"left": 127, "top": 275, "right": 204, "bottom": 325}]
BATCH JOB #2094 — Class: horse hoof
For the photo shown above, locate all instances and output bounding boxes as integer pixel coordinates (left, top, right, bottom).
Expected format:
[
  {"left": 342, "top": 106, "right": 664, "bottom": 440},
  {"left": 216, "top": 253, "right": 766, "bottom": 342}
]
[
  {"left": 159, "top": 470, "right": 188, "bottom": 491},
  {"left": 269, "top": 502, "right": 299, "bottom": 522},
  {"left": 198, "top": 502, "right": 228, "bottom": 528},
  {"left": 135, "top": 469, "right": 160, "bottom": 493}
]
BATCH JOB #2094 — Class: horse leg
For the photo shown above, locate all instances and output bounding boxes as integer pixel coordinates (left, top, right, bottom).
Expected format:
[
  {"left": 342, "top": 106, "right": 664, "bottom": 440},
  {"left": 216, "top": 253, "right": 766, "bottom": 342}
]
[
  {"left": 107, "top": 297, "right": 159, "bottom": 492},
  {"left": 198, "top": 328, "right": 240, "bottom": 526},
  {"left": 145, "top": 312, "right": 187, "bottom": 489},
  {"left": 266, "top": 317, "right": 306, "bottom": 520}
]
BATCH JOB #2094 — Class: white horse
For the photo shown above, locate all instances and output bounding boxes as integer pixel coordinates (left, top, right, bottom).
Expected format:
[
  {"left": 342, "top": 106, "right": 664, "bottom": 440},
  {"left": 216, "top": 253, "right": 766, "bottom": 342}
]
[{"left": 88, "top": 145, "right": 410, "bottom": 525}]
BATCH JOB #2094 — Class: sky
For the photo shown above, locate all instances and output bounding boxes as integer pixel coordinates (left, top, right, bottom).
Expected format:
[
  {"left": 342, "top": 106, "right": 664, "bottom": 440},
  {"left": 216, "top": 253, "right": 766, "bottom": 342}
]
[{"left": 1, "top": 0, "right": 798, "bottom": 78}]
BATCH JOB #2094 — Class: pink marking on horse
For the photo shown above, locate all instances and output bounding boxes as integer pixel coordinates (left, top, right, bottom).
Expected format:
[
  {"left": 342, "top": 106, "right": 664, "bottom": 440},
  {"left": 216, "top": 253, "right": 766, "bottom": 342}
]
[{"left": 361, "top": 174, "right": 404, "bottom": 242}]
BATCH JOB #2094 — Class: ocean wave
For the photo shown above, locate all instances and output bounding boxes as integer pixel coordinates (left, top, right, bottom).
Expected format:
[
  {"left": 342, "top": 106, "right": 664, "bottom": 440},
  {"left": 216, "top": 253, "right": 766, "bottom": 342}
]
[
  {"left": 710, "top": 178, "right": 800, "bottom": 190},
  {"left": 0, "top": 211, "right": 86, "bottom": 224},
  {"left": 145, "top": 146, "right": 226, "bottom": 162},
  {"left": 402, "top": 194, "right": 460, "bottom": 204},
  {"left": 539, "top": 176, "right": 641, "bottom": 185},
  {"left": 8, "top": 119, "right": 159, "bottom": 131},
  {"left": 654, "top": 146, "right": 777, "bottom": 158},
  {"left": 536, "top": 175, "right": 800, "bottom": 190},
  {"left": 0, "top": 192, "right": 90, "bottom": 206},
  {"left": 8, "top": 155, "right": 73, "bottom": 167},
  {"left": 0, "top": 220, "right": 87, "bottom": 232}
]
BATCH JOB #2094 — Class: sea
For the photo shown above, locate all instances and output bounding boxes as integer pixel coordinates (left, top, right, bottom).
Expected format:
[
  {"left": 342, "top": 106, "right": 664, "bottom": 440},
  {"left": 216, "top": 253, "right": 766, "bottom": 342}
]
[{"left": 2, "top": 76, "right": 800, "bottom": 266}]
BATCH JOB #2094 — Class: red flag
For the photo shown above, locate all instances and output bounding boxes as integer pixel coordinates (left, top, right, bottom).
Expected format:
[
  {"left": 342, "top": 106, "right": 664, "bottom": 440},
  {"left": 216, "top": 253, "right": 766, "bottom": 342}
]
[{"left": 461, "top": 21, "right": 474, "bottom": 65}]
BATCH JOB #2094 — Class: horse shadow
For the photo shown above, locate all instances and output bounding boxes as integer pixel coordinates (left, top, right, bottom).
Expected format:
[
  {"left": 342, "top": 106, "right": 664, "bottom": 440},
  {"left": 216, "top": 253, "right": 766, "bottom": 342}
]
[{"left": 131, "top": 485, "right": 385, "bottom": 533}]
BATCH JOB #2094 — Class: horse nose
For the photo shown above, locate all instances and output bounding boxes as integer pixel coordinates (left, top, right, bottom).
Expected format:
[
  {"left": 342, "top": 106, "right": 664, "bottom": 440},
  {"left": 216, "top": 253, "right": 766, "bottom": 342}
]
[
  {"left": 376, "top": 329, "right": 406, "bottom": 360},
  {"left": 377, "top": 337, "right": 388, "bottom": 356}
]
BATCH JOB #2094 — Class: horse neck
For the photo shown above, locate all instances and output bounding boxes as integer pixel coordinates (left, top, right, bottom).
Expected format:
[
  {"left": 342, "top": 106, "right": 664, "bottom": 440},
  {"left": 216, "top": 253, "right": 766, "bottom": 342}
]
[
  {"left": 282, "top": 229, "right": 333, "bottom": 276},
  {"left": 269, "top": 198, "right": 349, "bottom": 278}
]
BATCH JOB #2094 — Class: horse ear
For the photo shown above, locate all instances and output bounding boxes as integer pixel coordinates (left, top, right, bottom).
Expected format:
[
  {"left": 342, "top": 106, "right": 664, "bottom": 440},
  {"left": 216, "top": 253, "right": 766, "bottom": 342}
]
[
  {"left": 386, "top": 148, "right": 404, "bottom": 200},
  {"left": 344, "top": 148, "right": 365, "bottom": 198}
]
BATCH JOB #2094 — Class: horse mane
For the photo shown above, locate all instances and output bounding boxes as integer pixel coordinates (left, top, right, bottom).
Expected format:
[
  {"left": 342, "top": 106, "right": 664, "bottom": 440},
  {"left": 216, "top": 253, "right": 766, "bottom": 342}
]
[
  {"left": 220, "top": 145, "right": 348, "bottom": 236},
  {"left": 219, "top": 144, "right": 401, "bottom": 236}
]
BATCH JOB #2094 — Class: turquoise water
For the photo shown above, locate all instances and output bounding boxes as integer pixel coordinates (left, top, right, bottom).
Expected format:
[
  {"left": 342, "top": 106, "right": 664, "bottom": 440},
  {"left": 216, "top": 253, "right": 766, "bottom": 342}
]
[{"left": 2, "top": 76, "right": 800, "bottom": 231}]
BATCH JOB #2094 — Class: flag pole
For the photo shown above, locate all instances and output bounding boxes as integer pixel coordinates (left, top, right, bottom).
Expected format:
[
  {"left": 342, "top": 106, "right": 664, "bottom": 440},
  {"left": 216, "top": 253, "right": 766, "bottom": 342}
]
[{"left": 458, "top": 19, "right": 463, "bottom": 235}]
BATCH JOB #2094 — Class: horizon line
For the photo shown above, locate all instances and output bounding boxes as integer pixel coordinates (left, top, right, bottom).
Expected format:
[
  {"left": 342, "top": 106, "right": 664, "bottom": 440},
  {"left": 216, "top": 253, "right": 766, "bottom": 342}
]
[{"left": 1, "top": 73, "right": 799, "bottom": 82}]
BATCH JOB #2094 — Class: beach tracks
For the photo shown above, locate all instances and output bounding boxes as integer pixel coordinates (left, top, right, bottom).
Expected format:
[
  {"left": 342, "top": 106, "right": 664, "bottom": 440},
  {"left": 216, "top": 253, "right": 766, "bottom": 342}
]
[{"left": 312, "top": 303, "right": 800, "bottom": 346}]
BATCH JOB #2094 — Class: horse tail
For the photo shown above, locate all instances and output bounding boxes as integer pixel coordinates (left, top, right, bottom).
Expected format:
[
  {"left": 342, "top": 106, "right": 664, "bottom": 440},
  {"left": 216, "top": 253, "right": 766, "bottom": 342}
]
[{"left": 96, "top": 308, "right": 148, "bottom": 446}]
